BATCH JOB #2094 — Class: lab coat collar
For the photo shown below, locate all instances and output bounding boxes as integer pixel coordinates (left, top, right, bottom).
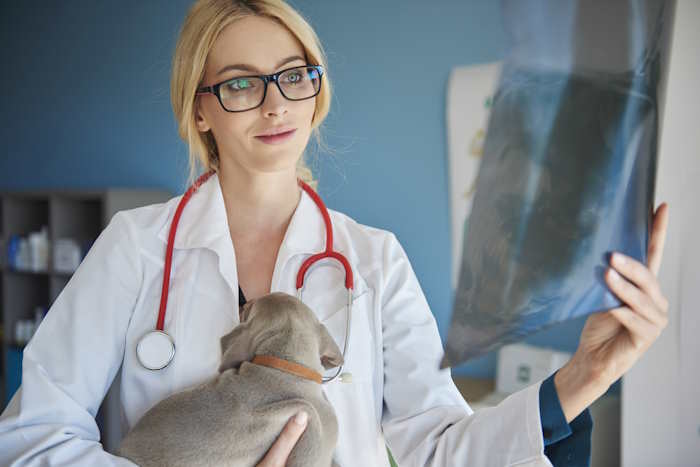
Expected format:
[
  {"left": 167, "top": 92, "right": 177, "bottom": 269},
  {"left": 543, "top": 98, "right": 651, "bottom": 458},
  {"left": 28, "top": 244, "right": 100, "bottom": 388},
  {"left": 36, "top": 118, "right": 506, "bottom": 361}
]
[{"left": 156, "top": 171, "right": 326, "bottom": 292}]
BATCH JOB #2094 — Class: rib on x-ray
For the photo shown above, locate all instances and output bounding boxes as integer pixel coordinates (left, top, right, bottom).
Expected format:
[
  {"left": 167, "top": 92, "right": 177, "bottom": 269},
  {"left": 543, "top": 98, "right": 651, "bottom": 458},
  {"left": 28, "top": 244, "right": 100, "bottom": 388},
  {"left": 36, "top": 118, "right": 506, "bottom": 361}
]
[{"left": 442, "top": 0, "right": 676, "bottom": 368}]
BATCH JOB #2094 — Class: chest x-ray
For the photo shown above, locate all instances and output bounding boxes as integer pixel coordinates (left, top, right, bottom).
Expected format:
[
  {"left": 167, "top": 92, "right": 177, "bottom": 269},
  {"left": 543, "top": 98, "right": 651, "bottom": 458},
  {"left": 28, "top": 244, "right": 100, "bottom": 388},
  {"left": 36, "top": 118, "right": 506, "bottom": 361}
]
[{"left": 442, "top": 0, "right": 676, "bottom": 368}]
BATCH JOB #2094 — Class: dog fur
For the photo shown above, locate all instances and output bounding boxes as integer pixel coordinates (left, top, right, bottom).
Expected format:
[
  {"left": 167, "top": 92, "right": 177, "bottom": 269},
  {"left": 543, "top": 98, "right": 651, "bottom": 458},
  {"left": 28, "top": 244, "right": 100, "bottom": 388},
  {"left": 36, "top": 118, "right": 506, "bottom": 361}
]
[{"left": 117, "top": 292, "right": 343, "bottom": 467}]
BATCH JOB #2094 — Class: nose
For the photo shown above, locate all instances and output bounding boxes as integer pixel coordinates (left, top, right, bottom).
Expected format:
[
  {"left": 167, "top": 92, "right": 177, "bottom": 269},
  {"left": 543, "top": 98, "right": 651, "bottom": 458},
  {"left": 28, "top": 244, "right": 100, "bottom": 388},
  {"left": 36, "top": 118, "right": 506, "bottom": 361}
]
[{"left": 261, "top": 80, "right": 289, "bottom": 118}]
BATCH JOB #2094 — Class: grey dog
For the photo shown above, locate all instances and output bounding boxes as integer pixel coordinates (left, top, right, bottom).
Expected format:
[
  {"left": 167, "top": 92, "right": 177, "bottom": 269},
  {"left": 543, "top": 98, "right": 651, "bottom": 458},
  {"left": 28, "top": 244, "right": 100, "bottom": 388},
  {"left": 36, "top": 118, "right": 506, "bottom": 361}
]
[{"left": 117, "top": 292, "right": 343, "bottom": 467}]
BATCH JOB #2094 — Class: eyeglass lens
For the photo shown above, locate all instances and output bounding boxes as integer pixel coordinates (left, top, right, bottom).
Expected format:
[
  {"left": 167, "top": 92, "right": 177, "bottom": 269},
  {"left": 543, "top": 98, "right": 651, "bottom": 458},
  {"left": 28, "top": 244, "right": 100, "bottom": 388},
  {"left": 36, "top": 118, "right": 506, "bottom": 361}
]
[{"left": 219, "top": 66, "right": 321, "bottom": 111}]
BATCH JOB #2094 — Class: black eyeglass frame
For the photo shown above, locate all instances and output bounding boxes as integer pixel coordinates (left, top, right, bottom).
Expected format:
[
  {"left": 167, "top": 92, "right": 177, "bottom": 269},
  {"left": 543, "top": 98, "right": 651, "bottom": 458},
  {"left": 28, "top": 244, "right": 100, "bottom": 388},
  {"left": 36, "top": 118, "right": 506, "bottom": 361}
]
[{"left": 196, "top": 64, "right": 325, "bottom": 113}]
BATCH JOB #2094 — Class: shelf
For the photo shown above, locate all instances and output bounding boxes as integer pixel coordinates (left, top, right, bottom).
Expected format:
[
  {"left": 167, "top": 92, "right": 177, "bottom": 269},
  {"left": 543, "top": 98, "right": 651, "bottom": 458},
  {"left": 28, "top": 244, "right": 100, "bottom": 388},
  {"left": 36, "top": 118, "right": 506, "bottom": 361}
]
[
  {"left": 0, "top": 186, "right": 172, "bottom": 452},
  {"left": 50, "top": 195, "right": 102, "bottom": 245},
  {"left": 2, "top": 198, "right": 49, "bottom": 239},
  {"left": 2, "top": 266, "right": 76, "bottom": 278},
  {"left": 2, "top": 267, "right": 50, "bottom": 277}
]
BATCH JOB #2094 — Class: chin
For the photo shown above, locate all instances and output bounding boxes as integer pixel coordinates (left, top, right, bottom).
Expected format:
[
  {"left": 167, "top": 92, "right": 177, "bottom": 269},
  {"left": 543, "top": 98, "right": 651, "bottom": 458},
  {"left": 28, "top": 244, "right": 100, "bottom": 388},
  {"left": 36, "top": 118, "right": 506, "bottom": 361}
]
[{"left": 260, "top": 152, "right": 303, "bottom": 171}]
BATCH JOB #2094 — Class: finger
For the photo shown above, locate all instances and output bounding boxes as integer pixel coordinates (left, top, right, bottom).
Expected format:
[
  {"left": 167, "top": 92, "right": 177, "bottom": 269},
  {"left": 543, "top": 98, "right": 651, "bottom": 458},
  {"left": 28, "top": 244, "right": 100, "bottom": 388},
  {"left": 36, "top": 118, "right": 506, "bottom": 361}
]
[
  {"left": 610, "top": 253, "right": 668, "bottom": 312},
  {"left": 606, "top": 268, "right": 667, "bottom": 327},
  {"left": 258, "top": 412, "right": 308, "bottom": 467},
  {"left": 608, "top": 307, "right": 660, "bottom": 351},
  {"left": 648, "top": 203, "right": 669, "bottom": 276}
]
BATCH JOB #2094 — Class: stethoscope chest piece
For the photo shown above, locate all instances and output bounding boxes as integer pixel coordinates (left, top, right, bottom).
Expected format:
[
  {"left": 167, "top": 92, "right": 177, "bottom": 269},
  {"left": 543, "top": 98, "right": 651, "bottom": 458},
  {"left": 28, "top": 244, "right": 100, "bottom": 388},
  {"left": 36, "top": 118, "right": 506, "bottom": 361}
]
[{"left": 137, "top": 330, "right": 176, "bottom": 371}]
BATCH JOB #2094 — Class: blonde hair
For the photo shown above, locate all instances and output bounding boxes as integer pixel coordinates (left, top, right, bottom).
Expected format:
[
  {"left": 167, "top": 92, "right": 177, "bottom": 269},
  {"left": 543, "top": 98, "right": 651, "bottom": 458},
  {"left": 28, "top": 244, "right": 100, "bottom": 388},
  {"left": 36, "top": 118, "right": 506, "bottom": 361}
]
[{"left": 171, "top": 0, "right": 332, "bottom": 190}]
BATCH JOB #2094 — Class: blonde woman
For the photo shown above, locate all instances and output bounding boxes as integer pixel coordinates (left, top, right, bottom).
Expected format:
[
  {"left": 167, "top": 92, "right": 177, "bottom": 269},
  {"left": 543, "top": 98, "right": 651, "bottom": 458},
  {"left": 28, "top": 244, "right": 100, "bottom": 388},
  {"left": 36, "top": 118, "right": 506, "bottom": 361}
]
[{"left": 0, "top": 1, "right": 670, "bottom": 466}]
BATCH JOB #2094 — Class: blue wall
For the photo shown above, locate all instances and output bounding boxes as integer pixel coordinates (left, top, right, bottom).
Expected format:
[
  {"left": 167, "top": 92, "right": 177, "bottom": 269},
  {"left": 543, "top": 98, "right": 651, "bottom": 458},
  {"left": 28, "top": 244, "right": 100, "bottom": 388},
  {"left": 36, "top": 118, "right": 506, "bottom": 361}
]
[{"left": 0, "top": 1, "right": 588, "bottom": 378}]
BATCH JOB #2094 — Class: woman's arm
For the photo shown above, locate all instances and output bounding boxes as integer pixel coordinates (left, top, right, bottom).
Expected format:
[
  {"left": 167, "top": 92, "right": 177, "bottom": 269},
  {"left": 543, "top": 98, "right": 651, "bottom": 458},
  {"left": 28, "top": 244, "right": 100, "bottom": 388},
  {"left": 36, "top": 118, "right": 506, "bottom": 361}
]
[
  {"left": 379, "top": 232, "right": 553, "bottom": 467},
  {"left": 534, "top": 204, "right": 669, "bottom": 466},
  {"left": 0, "top": 212, "right": 142, "bottom": 466},
  {"left": 555, "top": 203, "right": 670, "bottom": 423},
  {"left": 380, "top": 203, "right": 669, "bottom": 466},
  {"left": 540, "top": 371, "right": 593, "bottom": 466}
]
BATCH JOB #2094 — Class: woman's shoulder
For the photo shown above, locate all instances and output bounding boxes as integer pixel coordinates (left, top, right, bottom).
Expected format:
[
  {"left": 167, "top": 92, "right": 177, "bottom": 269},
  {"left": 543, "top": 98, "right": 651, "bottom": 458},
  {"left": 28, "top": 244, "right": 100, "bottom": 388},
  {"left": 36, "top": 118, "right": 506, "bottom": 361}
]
[
  {"left": 104, "top": 194, "right": 182, "bottom": 245},
  {"left": 327, "top": 207, "right": 403, "bottom": 262},
  {"left": 328, "top": 207, "right": 393, "bottom": 240}
]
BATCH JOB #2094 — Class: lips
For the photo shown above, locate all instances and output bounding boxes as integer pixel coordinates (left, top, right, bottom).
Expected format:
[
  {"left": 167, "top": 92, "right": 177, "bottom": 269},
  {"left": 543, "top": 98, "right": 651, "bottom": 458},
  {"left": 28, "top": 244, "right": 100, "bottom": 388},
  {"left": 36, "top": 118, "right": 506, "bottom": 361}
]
[
  {"left": 254, "top": 128, "right": 297, "bottom": 144},
  {"left": 257, "top": 126, "right": 296, "bottom": 137}
]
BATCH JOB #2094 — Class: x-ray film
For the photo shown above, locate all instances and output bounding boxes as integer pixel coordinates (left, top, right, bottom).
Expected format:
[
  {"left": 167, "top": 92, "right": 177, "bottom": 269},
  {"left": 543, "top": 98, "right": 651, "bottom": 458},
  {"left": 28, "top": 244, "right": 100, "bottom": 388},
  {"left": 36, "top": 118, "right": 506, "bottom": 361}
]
[{"left": 442, "top": 0, "right": 676, "bottom": 367}]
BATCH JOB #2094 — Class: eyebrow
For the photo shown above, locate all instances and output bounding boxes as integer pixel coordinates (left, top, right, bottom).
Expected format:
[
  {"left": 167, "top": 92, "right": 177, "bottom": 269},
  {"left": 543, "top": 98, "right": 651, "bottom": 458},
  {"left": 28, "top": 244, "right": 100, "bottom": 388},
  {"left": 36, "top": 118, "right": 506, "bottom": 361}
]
[{"left": 216, "top": 55, "right": 306, "bottom": 76}]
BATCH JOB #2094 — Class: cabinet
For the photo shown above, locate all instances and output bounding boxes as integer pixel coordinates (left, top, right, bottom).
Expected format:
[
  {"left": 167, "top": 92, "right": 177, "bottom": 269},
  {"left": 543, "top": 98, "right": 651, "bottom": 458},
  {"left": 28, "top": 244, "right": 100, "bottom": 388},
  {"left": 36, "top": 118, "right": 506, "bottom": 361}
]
[{"left": 0, "top": 187, "right": 172, "bottom": 452}]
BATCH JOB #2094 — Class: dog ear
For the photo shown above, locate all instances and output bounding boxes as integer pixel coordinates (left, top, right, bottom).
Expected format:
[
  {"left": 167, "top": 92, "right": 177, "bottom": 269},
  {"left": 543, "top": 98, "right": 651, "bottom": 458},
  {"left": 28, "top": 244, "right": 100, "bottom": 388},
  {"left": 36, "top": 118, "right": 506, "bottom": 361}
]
[
  {"left": 218, "top": 324, "right": 254, "bottom": 373},
  {"left": 318, "top": 323, "right": 344, "bottom": 369},
  {"left": 239, "top": 301, "right": 254, "bottom": 323}
]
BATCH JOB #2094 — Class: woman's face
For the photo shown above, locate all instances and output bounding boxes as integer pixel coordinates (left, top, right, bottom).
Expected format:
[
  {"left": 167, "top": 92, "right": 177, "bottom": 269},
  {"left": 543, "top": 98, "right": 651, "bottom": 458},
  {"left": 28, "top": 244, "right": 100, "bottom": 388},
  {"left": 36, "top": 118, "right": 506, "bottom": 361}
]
[{"left": 195, "top": 16, "right": 316, "bottom": 176}]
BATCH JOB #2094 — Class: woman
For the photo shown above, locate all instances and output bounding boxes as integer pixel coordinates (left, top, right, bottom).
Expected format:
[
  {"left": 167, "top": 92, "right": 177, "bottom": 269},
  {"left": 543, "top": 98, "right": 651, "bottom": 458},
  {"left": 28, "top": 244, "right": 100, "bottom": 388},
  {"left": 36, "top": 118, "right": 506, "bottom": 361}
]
[{"left": 0, "top": 1, "right": 670, "bottom": 466}]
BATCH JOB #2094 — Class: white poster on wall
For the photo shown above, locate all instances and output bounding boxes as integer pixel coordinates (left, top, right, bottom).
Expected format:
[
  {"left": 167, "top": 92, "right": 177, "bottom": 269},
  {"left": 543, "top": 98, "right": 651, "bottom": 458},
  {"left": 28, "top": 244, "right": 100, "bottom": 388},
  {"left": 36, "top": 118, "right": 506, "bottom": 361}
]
[{"left": 446, "top": 62, "right": 501, "bottom": 290}]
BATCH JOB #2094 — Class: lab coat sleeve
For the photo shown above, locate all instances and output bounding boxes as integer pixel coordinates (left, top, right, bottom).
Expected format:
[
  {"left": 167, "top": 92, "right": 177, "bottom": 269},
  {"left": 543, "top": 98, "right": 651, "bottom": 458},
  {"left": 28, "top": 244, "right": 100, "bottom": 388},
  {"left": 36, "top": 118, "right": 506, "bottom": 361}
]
[
  {"left": 0, "top": 211, "right": 141, "bottom": 466},
  {"left": 379, "top": 233, "right": 552, "bottom": 467}
]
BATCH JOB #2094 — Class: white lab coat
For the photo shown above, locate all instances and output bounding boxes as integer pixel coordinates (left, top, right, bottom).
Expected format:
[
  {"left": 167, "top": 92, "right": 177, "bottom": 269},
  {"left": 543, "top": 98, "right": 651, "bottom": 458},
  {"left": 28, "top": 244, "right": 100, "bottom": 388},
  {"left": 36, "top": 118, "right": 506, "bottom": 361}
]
[{"left": 0, "top": 172, "right": 553, "bottom": 466}]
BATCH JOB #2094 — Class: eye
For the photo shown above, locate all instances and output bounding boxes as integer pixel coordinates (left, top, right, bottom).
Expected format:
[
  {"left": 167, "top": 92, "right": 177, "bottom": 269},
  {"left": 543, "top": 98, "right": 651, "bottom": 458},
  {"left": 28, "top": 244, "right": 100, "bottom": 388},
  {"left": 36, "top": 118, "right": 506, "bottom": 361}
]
[
  {"left": 283, "top": 70, "right": 304, "bottom": 85},
  {"left": 225, "top": 77, "right": 256, "bottom": 91}
]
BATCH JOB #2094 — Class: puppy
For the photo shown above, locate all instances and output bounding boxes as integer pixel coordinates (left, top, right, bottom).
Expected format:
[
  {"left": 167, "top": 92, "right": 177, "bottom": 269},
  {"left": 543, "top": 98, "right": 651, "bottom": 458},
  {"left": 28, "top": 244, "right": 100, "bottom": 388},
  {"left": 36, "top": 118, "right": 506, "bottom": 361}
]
[{"left": 118, "top": 292, "right": 343, "bottom": 467}]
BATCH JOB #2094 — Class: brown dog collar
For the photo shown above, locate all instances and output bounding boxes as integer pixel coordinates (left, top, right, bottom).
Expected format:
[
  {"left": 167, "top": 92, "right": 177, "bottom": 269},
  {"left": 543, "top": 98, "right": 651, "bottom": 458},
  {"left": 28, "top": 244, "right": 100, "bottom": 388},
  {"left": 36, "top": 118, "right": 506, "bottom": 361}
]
[{"left": 251, "top": 355, "right": 323, "bottom": 384}]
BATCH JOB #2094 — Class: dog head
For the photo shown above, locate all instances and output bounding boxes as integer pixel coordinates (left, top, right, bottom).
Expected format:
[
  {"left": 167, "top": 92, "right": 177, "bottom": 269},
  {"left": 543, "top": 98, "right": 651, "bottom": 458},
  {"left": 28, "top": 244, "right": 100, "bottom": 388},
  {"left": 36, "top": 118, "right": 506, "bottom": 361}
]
[{"left": 218, "top": 292, "right": 344, "bottom": 374}]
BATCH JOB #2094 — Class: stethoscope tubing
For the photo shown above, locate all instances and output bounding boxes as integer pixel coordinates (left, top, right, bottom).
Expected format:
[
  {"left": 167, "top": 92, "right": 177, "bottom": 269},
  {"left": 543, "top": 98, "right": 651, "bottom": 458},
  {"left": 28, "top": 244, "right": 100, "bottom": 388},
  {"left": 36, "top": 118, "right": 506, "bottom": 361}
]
[
  {"left": 141, "top": 169, "right": 354, "bottom": 384},
  {"left": 157, "top": 169, "right": 216, "bottom": 331}
]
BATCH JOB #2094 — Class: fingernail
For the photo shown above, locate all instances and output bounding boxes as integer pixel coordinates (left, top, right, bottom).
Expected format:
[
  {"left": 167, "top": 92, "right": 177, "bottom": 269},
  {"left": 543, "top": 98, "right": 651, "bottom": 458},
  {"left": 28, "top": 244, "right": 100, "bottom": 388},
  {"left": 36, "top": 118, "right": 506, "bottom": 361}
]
[
  {"left": 294, "top": 411, "right": 308, "bottom": 426},
  {"left": 613, "top": 253, "right": 626, "bottom": 266},
  {"left": 609, "top": 269, "right": 621, "bottom": 281}
]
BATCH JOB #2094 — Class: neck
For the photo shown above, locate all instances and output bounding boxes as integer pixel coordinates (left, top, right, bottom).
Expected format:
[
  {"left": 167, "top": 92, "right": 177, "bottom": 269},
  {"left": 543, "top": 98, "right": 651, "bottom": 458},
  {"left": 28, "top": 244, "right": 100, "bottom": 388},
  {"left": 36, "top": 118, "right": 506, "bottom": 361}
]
[{"left": 218, "top": 162, "right": 302, "bottom": 239}]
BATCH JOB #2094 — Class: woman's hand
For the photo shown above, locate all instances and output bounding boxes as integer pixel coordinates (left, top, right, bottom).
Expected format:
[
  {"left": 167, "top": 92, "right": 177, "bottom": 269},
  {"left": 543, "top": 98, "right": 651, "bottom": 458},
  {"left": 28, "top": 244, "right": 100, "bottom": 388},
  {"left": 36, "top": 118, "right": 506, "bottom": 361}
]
[
  {"left": 256, "top": 412, "right": 308, "bottom": 467},
  {"left": 554, "top": 203, "right": 670, "bottom": 423}
]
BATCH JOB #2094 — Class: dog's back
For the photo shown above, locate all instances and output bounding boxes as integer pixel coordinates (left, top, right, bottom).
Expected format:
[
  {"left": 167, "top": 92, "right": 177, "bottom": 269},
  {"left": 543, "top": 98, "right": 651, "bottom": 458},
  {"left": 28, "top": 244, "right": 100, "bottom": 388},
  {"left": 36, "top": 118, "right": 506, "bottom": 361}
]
[
  {"left": 118, "top": 363, "right": 338, "bottom": 467},
  {"left": 118, "top": 293, "right": 342, "bottom": 467}
]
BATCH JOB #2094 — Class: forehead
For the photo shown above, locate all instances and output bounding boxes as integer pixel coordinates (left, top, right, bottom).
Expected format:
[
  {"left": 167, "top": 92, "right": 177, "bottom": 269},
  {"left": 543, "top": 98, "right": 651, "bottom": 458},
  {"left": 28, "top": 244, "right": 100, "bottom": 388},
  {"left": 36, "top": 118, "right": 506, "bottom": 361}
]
[{"left": 207, "top": 15, "right": 306, "bottom": 76}]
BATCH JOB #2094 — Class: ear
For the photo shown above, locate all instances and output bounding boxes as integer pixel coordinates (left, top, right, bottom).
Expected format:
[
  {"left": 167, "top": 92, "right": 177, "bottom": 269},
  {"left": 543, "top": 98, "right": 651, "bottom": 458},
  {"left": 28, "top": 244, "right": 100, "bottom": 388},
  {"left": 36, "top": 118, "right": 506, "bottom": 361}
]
[
  {"left": 218, "top": 324, "right": 254, "bottom": 373},
  {"left": 194, "top": 97, "right": 211, "bottom": 132},
  {"left": 318, "top": 323, "right": 344, "bottom": 370},
  {"left": 239, "top": 301, "right": 255, "bottom": 323}
]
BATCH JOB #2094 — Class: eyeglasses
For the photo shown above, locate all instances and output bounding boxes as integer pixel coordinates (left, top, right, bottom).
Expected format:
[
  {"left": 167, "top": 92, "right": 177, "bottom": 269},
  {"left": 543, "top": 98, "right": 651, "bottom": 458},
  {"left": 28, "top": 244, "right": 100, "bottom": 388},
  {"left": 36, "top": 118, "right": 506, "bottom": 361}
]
[{"left": 196, "top": 64, "right": 324, "bottom": 113}]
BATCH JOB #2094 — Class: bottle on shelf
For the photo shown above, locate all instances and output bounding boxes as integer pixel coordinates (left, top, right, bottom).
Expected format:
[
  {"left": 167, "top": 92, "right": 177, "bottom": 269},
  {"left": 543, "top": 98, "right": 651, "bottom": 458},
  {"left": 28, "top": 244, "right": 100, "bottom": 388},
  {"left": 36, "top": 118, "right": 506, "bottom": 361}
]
[
  {"left": 6, "top": 226, "right": 51, "bottom": 273},
  {"left": 29, "top": 227, "right": 49, "bottom": 272}
]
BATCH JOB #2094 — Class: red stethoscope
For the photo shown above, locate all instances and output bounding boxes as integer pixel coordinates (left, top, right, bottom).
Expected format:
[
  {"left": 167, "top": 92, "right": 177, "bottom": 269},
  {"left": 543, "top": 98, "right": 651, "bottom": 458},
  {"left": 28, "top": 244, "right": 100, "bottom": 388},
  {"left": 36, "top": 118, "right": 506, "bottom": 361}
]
[{"left": 136, "top": 169, "right": 354, "bottom": 383}]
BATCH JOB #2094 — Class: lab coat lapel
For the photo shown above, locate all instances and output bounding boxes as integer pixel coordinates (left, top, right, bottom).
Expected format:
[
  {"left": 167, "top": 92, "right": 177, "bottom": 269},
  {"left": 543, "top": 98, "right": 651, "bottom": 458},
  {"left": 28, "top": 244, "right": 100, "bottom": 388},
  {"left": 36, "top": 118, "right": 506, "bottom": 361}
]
[
  {"left": 273, "top": 185, "right": 370, "bottom": 301},
  {"left": 156, "top": 172, "right": 325, "bottom": 299},
  {"left": 156, "top": 172, "right": 237, "bottom": 301},
  {"left": 270, "top": 184, "right": 325, "bottom": 294}
]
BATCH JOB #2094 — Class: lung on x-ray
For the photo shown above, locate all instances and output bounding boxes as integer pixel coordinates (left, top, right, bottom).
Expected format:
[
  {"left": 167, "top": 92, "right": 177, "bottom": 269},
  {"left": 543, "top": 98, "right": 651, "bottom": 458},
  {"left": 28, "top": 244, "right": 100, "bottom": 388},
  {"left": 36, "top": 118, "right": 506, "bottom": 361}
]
[{"left": 442, "top": 0, "right": 676, "bottom": 368}]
